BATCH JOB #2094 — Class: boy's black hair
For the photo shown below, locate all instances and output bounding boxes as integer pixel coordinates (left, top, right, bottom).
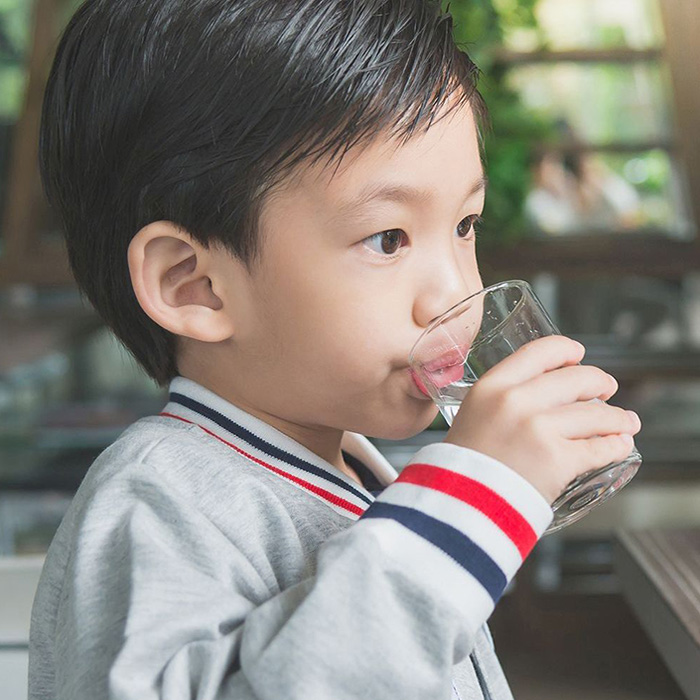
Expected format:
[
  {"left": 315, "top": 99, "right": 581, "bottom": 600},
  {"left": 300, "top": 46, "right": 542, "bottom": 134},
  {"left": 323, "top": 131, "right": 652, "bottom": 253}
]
[{"left": 41, "top": 0, "right": 487, "bottom": 386}]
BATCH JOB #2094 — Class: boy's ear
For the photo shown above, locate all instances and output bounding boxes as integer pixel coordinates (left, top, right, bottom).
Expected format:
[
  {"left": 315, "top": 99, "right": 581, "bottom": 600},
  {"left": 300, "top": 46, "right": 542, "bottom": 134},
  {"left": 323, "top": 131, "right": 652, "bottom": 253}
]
[{"left": 127, "top": 222, "right": 235, "bottom": 342}]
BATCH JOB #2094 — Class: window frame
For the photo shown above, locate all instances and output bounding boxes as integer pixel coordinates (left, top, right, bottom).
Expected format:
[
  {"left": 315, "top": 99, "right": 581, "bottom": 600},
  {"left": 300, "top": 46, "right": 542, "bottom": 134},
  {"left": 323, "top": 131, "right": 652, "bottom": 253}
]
[
  {"left": 480, "top": 2, "right": 700, "bottom": 280},
  {"left": 0, "top": 0, "right": 72, "bottom": 287}
]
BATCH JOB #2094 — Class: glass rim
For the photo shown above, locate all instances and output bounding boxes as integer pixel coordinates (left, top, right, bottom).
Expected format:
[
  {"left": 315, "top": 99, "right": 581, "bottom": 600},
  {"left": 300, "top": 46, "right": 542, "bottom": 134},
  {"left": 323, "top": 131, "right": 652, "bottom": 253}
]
[{"left": 408, "top": 279, "right": 531, "bottom": 366}]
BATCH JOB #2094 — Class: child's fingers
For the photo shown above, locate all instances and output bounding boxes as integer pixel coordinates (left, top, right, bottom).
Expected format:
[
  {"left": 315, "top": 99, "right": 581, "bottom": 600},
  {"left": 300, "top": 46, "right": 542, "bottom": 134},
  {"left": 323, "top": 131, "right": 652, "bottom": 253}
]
[
  {"left": 548, "top": 402, "right": 641, "bottom": 440},
  {"left": 521, "top": 364, "right": 619, "bottom": 409},
  {"left": 481, "top": 335, "right": 585, "bottom": 388},
  {"left": 574, "top": 433, "right": 637, "bottom": 471}
]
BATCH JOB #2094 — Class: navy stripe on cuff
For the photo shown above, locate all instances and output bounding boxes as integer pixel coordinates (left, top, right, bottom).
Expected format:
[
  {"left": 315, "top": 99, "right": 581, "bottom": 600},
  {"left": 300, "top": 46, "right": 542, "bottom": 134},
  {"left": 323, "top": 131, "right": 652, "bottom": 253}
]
[{"left": 361, "top": 501, "right": 507, "bottom": 603}]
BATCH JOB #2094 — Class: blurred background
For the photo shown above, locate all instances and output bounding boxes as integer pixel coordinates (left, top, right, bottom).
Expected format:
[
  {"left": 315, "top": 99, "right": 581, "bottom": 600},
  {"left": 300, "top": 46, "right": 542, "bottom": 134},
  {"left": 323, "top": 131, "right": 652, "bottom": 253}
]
[{"left": 1, "top": 0, "right": 700, "bottom": 698}]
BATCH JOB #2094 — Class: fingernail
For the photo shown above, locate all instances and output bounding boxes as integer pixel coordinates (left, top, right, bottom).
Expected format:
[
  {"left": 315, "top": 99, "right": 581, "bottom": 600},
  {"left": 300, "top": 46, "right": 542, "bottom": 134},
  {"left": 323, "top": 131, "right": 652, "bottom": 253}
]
[{"left": 621, "top": 434, "right": 634, "bottom": 446}]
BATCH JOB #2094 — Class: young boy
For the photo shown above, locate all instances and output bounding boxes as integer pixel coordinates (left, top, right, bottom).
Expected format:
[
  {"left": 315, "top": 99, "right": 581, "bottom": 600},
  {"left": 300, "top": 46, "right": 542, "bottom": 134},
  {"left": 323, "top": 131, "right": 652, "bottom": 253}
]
[{"left": 29, "top": 1, "right": 641, "bottom": 698}]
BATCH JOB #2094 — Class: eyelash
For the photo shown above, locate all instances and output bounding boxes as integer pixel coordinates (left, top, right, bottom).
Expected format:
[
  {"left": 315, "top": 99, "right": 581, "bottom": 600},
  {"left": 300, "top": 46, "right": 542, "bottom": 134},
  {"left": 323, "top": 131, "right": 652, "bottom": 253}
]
[{"left": 362, "top": 214, "right": 483, "bottom": 258}]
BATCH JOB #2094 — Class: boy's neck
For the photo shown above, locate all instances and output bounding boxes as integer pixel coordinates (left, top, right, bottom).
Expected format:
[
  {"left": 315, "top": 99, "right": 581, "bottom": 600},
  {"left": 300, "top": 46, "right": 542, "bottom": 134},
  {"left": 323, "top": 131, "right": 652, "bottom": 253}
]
[{"left": 179, "top": 371, "right": 362, "bottom": 487}]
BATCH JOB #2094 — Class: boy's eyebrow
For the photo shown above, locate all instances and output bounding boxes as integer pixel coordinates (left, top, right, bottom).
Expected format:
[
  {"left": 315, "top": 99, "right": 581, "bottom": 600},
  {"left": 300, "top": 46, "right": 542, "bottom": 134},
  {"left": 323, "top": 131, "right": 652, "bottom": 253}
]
[{"left": 334, "top": 174, "right": 488, "bottom": 217}]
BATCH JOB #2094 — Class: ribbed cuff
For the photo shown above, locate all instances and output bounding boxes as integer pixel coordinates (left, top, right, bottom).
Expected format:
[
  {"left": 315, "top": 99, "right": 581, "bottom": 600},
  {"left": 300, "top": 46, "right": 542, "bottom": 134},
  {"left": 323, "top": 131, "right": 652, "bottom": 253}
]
[{"left": 360, "top": 442, "right": 552, "bottom": 617}]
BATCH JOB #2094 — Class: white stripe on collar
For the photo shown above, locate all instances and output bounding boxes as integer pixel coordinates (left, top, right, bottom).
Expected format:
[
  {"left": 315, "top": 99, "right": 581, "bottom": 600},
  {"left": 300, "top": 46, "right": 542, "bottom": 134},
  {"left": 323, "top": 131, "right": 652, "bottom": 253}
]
[{"left": 161, "top": 377, "right": 398, "bottom": 520}]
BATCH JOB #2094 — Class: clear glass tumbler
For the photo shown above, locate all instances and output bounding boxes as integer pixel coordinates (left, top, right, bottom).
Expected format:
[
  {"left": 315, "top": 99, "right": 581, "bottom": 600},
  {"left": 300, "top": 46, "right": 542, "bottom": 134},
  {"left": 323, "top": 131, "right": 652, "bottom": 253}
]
[{"left": 409, "top": 279, "right": 641, "bottom": 534}]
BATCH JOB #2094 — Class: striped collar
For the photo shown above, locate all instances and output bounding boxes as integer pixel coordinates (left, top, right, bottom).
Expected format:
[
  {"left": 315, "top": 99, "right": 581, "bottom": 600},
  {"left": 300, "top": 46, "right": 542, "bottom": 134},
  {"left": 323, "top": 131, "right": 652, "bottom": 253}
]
[{"left": 160, "top": 377, "right": 398, "bottom": 520}]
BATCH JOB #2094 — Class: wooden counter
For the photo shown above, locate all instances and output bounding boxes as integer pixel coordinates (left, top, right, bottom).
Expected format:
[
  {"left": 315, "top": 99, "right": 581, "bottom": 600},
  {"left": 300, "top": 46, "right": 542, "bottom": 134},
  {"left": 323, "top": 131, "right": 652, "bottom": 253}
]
[{"left": 614, "top": 528, "right": 700, "bottom": 700}]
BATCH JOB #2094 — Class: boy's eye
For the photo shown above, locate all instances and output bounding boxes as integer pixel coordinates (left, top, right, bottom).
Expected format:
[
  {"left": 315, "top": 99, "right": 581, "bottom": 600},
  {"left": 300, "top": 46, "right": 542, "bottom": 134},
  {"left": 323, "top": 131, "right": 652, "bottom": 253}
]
[
  {"left": 362, "top": 214, "right": 482, "bottom": 257},
  {"left": 363, "top": 229, "right": 408, "bottom": 256},
  {"left": 456, "top": 214, "right": 482, "bottom": 239}
]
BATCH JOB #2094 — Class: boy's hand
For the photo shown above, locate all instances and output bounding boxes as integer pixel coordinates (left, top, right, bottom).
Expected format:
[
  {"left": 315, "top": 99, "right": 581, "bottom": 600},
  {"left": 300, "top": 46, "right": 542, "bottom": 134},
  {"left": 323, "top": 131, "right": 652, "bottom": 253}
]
[{"left": 443, "top": 335, "right": 641, "bottom": 504}]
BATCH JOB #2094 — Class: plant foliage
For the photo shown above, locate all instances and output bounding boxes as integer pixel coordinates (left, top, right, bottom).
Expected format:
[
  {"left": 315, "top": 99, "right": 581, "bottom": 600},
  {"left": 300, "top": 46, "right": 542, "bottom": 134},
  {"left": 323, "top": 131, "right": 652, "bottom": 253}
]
[{"left": 446, "top": 0, "right": 552, "bottom": 244}]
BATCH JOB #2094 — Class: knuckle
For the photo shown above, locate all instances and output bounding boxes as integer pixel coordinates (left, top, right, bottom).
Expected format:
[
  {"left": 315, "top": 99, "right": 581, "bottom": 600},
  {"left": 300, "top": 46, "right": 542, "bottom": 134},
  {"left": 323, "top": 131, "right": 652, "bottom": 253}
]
[
  {"left": 560, "top": 334, "right": 586, "bottom": 358},
  {"left": 618, "top": 407, "right": 637, "bottom": 432},
  {"left": 604, "top": 406, "right": 639, "bottom": 433},
  {"left": 626, "top": 409, "right": 641, "bottom": 432},
  {"left": 466, "top": 378, "right": 489, "bottom": 404},
  {"left": 584, "top": 436, "right": 609, "bottom": 465},
  {"left": 515, "top": 339, "right": 539, "bottom": 361},
  {"left": 618, "top": 433, "right": 635, "bottom": 454},
  {"left": 605, "top": 405, "right": 630, "bottom": 429},
  {"left": 526, "top": 413, "right": 549, "bottom": 442},
  {"left": 546, "top": 445, "right": 573, "bottom": 494},
  {"left": 588, "top": 365, "right": 616, "bottom": 386},
  {"left": 617, "top": 408, "right": 635, "bottom": 432},
  {"left": 587, "top": 434, "right": 631, "bottom": 465},
  {"left": 496, "top": 386, "right": 523, "bottom": 419},
  {"left": 581, "top": 366, "right": 617, "bottom": 396},
  {"left": 542, "top": 334, "right": 582, "bottom": 358}
]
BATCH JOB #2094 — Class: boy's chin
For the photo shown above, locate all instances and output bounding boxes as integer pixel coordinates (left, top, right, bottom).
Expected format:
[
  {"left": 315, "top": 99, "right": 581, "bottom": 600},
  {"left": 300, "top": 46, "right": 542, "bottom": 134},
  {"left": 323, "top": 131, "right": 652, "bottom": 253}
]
[{"left": 365, "top": 405, "right": 440, "bottom": 442}]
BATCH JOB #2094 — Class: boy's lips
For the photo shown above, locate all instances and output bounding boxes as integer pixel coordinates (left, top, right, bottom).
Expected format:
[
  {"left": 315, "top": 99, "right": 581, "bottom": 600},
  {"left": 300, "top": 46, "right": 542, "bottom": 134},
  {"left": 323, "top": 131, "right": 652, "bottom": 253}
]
[
  {"left": 408, "top": 360, "right": 466, "bottom": 395},
  {"left": 422, "top": 345, "right": 470, "bottom": 372},
  {"left": 424, "top": 362, "right": 465, "bottom": 390},
  {"left": 408, "top": 369, "right": 431, "bottom": 397},
  {"left": 407, "top": 343, "right": 471, "bottom": 396}
]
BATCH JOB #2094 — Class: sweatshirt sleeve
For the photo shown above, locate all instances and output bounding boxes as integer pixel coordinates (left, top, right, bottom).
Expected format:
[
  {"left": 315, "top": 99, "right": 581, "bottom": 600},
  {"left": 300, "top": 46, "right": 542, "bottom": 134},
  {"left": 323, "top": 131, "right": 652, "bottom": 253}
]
[{"left": 46, "top": 443, "right": 552, "bottom": 700}]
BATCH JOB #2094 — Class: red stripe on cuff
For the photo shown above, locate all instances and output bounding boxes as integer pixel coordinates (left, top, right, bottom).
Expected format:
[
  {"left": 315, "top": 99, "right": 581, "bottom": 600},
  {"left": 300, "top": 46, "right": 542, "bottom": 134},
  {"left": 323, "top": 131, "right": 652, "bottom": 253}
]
[{"left": 396, "top": 463, "right": 538, "bottom": 559}]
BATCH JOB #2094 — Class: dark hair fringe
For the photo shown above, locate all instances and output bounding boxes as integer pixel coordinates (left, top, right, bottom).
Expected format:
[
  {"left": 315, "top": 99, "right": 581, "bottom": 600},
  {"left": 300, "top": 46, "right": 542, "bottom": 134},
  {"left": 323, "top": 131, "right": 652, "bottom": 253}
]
[{"left": 40, "top": 0, "right": 487, "bottom": 386}]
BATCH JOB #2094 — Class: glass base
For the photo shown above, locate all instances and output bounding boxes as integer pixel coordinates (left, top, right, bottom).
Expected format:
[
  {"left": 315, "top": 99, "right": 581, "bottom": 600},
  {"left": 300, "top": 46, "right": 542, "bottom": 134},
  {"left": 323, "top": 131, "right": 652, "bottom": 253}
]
[{"left": 545, "top": 448, "right": 642, "bottom": 535}]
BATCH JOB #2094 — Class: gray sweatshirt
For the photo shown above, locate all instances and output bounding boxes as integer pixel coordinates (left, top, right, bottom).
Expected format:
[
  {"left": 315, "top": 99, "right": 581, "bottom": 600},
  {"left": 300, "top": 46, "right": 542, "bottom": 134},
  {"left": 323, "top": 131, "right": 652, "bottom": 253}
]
[{"left": 29, "top": 376, "right": 552, "bottom": 700}]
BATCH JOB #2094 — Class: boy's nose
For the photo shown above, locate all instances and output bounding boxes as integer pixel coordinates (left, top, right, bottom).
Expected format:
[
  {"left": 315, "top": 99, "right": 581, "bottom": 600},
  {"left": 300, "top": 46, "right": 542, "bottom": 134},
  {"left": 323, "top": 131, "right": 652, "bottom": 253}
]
[{"left": 412, "top": 261, "right": 481, "bottom": 329}]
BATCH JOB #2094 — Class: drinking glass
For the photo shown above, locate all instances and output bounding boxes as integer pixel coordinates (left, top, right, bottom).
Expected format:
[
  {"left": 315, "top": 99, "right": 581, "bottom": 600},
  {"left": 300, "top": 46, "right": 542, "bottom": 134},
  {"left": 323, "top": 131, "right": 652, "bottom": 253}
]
[{"left": 408, "top": 279, "right": 641, "bottom": 534}]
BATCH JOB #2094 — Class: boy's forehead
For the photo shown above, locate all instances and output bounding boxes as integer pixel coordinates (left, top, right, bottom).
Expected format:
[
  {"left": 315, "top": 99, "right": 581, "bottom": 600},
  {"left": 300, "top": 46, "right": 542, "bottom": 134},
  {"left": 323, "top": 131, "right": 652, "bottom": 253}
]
[{"left": 281, "top": 101, "right": 481, "bottom": 209}]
